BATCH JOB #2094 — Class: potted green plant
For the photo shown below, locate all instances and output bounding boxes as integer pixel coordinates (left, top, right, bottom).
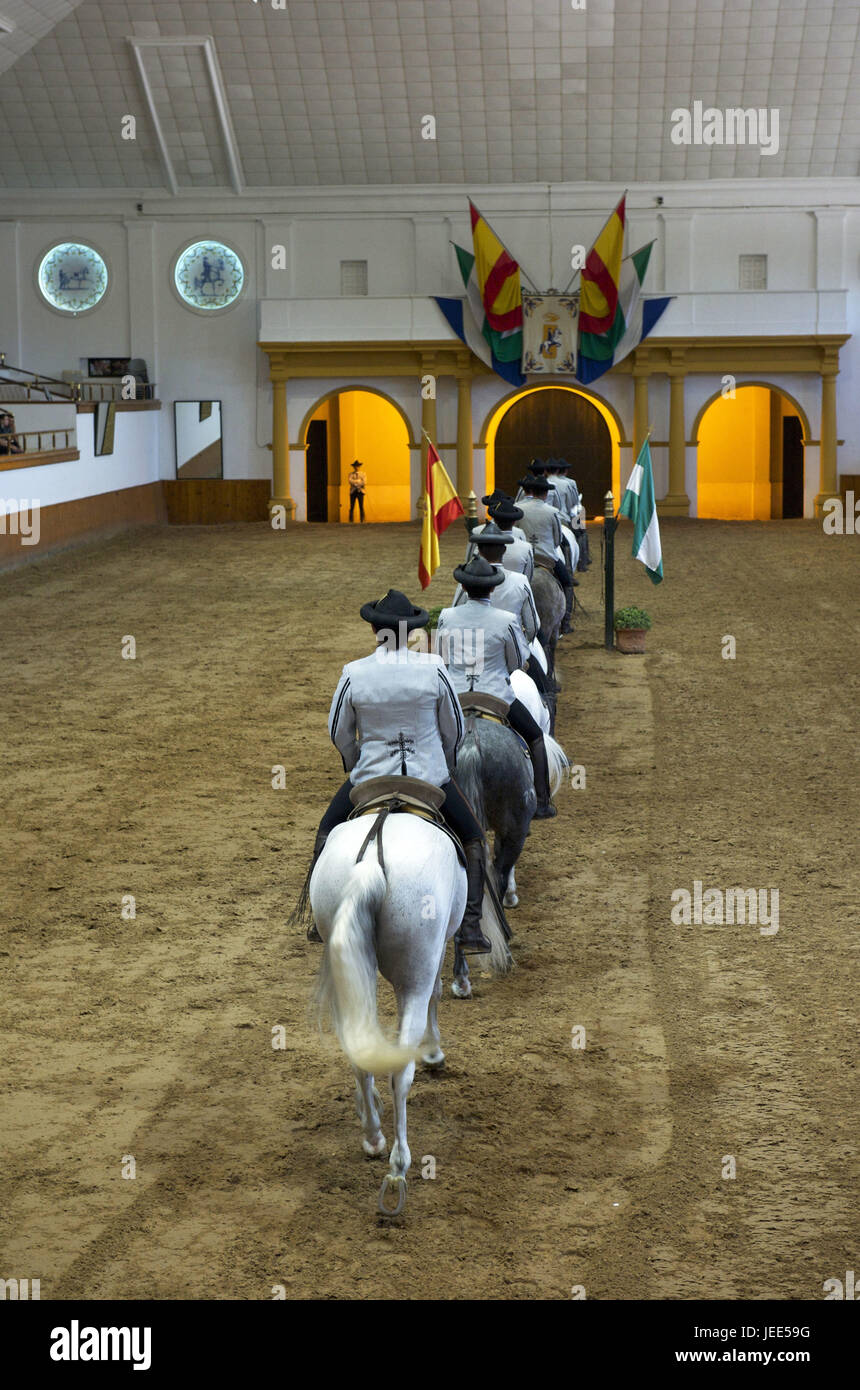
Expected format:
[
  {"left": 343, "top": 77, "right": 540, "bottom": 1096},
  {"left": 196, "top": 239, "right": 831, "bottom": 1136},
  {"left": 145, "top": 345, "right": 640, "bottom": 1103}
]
[{"left": 614, "top": 605, "right": 652, "bottom": 654}]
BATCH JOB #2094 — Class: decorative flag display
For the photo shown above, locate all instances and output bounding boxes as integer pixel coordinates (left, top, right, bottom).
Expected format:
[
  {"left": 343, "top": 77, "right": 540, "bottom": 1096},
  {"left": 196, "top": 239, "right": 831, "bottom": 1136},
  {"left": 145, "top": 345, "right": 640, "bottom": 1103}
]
[
  {"left": 434, "top": 259, "right": 526, "bottom": 388},
  {"left": 578, "top": 194, "right": 626, "bottom": 343},
  {"left": 618, "top": 438, "right": 664, "bottom": 584},
  {"left": 437, "top": 195, "right": 671, "bottom": 387},
  {"left": 468, "top": 200, "right": 523, "bottom": 363},
  {"left": 577, "top": 239, "right": 673, "bottom": 385},
  {"left": 522, "top": 293, "right": 579, "bottom": 374},
  {"left": 418, "top": 439, "right": 464, "bottom": 590}
]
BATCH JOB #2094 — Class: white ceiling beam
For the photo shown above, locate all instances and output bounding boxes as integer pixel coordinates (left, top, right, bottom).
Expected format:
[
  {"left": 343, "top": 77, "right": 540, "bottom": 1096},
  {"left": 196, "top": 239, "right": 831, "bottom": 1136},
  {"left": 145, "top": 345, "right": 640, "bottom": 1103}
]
[{"left": 127, "top": 35, "right": 245, "bottom": 197}]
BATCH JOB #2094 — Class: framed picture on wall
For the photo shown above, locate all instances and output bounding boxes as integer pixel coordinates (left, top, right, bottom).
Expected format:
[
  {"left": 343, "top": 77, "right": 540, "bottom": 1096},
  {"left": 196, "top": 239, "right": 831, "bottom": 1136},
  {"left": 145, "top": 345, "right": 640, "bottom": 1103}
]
[
  {"left": 174, "top": 401, "right": 223, "bottom": 480},
  {"left": 88, "top": 357, "right": 131, "bottom": 378}
]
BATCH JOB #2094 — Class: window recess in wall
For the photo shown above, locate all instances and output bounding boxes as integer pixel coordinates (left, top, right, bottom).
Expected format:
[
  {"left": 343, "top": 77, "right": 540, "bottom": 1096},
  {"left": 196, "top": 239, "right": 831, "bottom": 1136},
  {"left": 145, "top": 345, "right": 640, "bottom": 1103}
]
[
  {"left": 340, "top": 261, "right": 368, "bottom": 296},
  {"left": 739, "top": 254, "right": 767, "bottom": 290}
]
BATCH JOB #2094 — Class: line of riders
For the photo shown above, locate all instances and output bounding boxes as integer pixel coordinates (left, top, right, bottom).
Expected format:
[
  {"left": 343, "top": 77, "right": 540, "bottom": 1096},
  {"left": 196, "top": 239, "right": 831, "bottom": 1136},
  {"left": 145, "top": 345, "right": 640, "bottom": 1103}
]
[{"left": 299, "top": 456, "right": 590, "bottom": 957}]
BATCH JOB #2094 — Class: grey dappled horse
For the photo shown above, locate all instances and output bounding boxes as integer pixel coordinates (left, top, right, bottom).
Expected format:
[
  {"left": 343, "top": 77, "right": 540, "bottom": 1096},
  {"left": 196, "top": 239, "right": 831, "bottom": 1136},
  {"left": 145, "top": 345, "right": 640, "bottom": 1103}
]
[
  {"left": 452, "top": 714, "right": 568, "bottom": 998},
  {"left": 310, "top": 813, "right": 507, "bottom": 1216},
  {"left": 531, "top": 566, "right": 565, "bottom": 692}
]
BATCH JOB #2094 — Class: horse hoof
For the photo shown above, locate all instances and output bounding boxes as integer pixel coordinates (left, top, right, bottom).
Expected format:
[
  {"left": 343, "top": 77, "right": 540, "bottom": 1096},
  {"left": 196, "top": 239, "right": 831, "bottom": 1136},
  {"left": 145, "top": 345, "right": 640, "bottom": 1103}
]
[
  {"left": 422, "top": 1049, "right": 445, "bottom": 1070},
  {"left": 451, "top": 979, "right": 472, "bottom": 999},
  {"left": 378, "top": 1173, "right": 407, "bottom": 1218},
  {"left": 363, "top": 1133, "right": 387, "bottom": 1158},
  {"left": 503, "top": 892, "right": 519, "bottom": 908}
]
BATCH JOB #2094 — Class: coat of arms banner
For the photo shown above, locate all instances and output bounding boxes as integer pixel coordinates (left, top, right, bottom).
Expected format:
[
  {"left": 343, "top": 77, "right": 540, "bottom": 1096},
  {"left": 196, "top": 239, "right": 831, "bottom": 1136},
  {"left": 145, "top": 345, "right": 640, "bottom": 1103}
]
[{"left": 521, "top": 293, "right": 579, "bottom": 376}]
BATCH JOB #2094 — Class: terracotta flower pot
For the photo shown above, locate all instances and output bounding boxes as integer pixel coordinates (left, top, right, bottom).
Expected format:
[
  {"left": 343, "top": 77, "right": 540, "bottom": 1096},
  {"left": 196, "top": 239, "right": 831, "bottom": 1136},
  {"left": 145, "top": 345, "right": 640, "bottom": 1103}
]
[{"left": 615, "top": 627, "right": 647, "bottom": 654}]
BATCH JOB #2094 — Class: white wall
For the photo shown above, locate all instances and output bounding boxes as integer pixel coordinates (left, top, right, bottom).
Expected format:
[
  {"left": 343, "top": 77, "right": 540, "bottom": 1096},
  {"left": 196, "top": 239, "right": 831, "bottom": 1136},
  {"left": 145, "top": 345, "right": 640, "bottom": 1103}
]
[
  {"left": 0, "top": 407, "right": 159, "bottom": 514},
  {"left": 0, "top": 178, "right": 857, "bottom": 515}
]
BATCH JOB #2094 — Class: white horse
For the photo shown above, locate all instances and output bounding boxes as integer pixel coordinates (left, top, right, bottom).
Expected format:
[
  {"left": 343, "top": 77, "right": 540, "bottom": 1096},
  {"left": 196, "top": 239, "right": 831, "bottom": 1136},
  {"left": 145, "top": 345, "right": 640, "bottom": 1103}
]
[{"left": 310, "top": 812, "right": 507, "bottom": 1215}]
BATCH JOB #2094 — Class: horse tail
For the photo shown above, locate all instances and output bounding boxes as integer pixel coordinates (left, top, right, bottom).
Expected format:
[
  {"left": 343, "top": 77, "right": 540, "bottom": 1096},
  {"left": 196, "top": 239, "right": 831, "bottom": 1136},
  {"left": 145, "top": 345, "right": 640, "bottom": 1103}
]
[
  {"left": 544, "top": 733, "right": 569, "bottom": 796},
  {"left": 453, "top": 720, "right": 487, "bottom": 831},
  {"left": 317, "top": 861, "right": 420, "bottom": 1075}
]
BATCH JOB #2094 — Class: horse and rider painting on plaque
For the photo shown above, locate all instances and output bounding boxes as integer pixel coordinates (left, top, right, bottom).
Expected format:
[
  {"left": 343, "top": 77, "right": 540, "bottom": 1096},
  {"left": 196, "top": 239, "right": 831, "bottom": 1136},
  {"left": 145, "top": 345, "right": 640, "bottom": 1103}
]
[{"left": 521, "top": 294, "right": 579, "bottom": 375}]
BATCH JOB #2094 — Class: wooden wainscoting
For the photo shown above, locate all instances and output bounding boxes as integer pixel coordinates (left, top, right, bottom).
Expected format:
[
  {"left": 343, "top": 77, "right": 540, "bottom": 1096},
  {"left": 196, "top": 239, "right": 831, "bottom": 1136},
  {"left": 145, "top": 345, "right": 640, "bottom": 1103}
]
[
  {"left": 163, "top": 479, "right": 271, "bottom": 524},
  {"left": 0, "top": 481, "right": 168, "bottom": 570}
]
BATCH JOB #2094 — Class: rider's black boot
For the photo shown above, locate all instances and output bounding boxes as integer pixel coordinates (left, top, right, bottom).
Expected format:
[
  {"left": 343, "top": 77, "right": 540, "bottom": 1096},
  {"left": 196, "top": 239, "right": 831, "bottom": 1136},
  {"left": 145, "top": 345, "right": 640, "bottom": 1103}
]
[
  {"left": 529, "top": 736, "right": 557, "bottom": 818},
  {"left": 305, "top": 829, "right": 328, "bottom": 941},
  {"left": 456, "top": 839, "right": 493, "bottom": 954}
]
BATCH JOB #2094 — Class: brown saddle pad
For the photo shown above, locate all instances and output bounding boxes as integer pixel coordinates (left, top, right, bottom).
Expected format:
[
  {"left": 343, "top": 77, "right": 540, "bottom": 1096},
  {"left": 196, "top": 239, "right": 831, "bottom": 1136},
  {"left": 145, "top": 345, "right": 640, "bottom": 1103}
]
[
  {"left": 458, "top": 691, "right": 510, "bottom": 721},
  {"left": 534, "top": 552, "right": 558, "bottom": 572},
  {"left": 348, "top": 775, "right": 445, "bottom": 815}
]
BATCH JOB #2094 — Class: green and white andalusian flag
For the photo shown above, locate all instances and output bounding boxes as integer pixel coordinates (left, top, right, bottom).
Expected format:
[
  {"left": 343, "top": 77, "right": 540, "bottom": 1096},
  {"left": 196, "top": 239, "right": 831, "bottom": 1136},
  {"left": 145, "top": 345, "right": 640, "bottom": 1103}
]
[{"left": 618, "top": 438, "right": 663, "bottom": 584}]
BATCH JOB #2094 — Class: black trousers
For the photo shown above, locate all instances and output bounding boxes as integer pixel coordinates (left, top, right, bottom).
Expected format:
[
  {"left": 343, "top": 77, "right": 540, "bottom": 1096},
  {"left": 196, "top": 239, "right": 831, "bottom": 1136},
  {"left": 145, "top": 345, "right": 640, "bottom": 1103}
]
[
  {"left": 318, "top": 775, "right": 483, "bottom": 843},
  {"left": 506, "top": 697, "right": 543, "bottom": 745},
  {"left": 349, "top": 489, "right": 365, "bottom": 521}
]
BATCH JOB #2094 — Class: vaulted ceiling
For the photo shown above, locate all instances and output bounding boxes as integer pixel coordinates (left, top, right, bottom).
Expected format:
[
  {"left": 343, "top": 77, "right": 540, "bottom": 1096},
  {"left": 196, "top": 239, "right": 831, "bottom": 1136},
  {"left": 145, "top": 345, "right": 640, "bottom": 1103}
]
[{"left": 0, "top": 0, "right": 857, "bottom": 191}]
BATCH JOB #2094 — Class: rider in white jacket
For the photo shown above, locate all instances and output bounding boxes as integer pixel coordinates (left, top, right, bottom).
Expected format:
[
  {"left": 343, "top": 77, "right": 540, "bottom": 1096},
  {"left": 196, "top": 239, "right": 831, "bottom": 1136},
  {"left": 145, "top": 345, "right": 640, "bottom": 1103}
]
[
  {"left": 436, "top": 557, "right": 558, "bottom": 818},
  {"left": 302, "top": 589, "right": 493, "bottom": 953}
]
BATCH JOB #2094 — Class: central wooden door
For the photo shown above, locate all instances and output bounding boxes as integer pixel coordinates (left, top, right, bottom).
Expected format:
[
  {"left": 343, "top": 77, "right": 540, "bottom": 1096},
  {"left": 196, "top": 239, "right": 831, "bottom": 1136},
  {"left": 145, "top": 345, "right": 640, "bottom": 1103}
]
[{"left": 493, "top": 389, "right": 612, "bottom": 510}]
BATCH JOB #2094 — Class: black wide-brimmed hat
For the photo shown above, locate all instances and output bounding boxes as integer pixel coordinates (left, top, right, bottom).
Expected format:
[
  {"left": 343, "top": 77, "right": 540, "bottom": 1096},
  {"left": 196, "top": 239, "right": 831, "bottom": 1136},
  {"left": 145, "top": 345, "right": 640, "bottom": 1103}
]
[
  {"left": 360, "top": 588, "right": 429, "bottom": 629},
  {"left": 519, "top": 474, "right": 551, "bottom": 493},
  {"left": 527, "top": 458, "right": 548, "bottom": 473},
  {"left": 492, "top": 497, "right": 524, "bottom": 525},
  {"left": 481, "top": 487, "right": 509, "bottom": 508},
  {"left": 553, "top": 457, "right": 571, "bottom": 470},
  {"left": 453, "top": 555, "right": 505, "bottom": 591},
  {"left": 473, "top": 518, "right": 514, "bottom": 548}
]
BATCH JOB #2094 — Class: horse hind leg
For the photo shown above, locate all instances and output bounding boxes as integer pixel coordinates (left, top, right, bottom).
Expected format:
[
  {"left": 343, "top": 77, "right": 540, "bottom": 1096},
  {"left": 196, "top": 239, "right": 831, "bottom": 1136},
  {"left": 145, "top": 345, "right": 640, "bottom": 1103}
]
[
  {"left": 451, "top": 935, "right": 472, "bottom": 998},
  {"left": 352, "top": 1066, "right": 386, "bottom": 1158},
  {"left": 420, "top": 967, "right": 446, "bottom": 1069}
]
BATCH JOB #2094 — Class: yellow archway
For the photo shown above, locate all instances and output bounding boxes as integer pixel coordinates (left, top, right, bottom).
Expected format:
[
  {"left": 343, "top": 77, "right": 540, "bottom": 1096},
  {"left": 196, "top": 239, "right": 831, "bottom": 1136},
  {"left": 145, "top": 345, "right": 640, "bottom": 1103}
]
[
  {"left": 695, "top": 383, "right": 807, "bottom": 520},
  {"left": 302, "top": 387, "right": 412, "bottom": 523},
  {"left": 480, "top": 383, "right": 625, "bottom": 504}
]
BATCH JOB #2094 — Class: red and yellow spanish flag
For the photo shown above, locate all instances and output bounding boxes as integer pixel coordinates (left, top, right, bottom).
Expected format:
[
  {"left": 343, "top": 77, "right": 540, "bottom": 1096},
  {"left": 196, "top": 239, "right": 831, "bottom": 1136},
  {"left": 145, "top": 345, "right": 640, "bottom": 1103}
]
[
  {"left": 418, "top": 440, "right": 464, "bottom": 589},
  {"left": 469, "top": 199, "right": 523, "bottom": 340},
  {"left": 579, "top": 194, "right": 626, "bottom": 336}
]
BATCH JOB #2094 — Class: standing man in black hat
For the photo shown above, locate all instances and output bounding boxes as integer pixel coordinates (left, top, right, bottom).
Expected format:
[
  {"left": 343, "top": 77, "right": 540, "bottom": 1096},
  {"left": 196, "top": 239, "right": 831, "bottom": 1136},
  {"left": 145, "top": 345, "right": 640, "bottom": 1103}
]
[
  {"left": 348, "top": 460, "right": 367, "bottom": 522},
  {"left": 301, "top": 589, "right": 492, "bottom": 953},
  {"left": 436, "top": 558, "right": 557, "bottom": 817}
]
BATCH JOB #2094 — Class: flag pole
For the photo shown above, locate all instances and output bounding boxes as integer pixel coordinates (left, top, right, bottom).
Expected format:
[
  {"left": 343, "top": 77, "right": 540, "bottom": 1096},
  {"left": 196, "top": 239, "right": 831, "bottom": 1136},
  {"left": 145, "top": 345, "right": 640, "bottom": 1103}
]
[{"left": 603, "top": 488, "right": 617, "bottom": 651}]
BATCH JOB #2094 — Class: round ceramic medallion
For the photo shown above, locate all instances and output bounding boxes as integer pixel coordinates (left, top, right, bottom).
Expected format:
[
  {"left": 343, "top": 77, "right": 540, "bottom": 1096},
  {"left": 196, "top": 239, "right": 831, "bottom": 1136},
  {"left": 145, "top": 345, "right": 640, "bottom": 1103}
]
[
  {"left": 173, "top": 240, "right": 245, "bottom": 311},
  {"left": 37, "top": 242, "right": 109, "bottom": 314}
]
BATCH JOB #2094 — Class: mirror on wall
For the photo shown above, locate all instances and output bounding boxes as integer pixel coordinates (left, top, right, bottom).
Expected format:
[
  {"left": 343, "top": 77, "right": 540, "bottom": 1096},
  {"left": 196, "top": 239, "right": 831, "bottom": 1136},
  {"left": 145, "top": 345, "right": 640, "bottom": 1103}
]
[{"left": 174, "top": 400, "right": 223, "bottom": 479}]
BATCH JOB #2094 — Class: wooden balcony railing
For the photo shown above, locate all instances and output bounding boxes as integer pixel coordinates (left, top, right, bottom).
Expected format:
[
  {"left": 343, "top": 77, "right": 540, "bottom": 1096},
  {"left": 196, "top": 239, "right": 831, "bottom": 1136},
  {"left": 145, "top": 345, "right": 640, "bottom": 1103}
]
[{"left": 0, "top": 429, "right": 77, "bottom": 458}]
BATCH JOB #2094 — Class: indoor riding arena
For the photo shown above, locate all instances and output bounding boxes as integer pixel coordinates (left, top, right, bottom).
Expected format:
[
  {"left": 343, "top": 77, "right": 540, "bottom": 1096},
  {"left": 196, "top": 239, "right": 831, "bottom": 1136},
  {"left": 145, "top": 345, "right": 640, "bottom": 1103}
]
[{"left": 1, "top": 0, "right": 858, "bottom": 1350}]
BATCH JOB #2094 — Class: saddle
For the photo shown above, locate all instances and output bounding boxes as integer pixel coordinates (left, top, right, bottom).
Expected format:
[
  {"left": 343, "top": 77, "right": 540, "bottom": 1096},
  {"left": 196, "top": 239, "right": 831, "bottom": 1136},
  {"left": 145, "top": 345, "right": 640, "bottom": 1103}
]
[
  {"left": 458, "top": 692, "right": 530, "bottom": 758},
  {"left": 534, "top": 552, "right": 558, "bottom": 573},
  {"left": 349, "top": 775, "right": 445, "bottom": 815},
  {"left": 457, "top": 691, "right": 510, "bottom": 725},
  {"left": 348, "top": 776, "right": 466, "bottom": 868}
]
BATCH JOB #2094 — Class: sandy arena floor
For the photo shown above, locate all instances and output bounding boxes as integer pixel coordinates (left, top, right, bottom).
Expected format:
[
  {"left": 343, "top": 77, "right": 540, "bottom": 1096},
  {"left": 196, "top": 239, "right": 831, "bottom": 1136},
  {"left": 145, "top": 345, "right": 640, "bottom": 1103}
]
[{"left": 0, "top": 517, "right": 857, "bottom": 1300}]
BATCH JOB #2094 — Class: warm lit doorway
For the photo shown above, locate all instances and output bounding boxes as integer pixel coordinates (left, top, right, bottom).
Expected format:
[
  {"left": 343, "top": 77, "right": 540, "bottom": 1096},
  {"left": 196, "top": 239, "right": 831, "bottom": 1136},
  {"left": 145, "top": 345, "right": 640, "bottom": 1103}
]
[
  {"left": 696, "top": 385, "right": 807, "bottom": 520},
  {"left": 483, "top": 385, "right": 621, "bottom": 514},
  {"left": 304, "top": 389, "right": 412, "bottom": 522}
]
